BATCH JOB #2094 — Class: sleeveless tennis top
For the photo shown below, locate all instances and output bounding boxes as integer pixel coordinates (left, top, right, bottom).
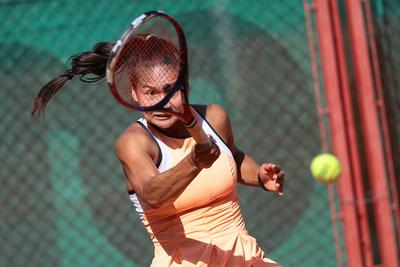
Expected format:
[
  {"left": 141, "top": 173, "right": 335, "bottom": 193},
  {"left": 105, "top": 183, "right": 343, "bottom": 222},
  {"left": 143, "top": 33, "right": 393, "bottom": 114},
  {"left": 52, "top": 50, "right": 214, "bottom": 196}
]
[{"left": 128, "top": 108, "right": 280, "bottom": 267}]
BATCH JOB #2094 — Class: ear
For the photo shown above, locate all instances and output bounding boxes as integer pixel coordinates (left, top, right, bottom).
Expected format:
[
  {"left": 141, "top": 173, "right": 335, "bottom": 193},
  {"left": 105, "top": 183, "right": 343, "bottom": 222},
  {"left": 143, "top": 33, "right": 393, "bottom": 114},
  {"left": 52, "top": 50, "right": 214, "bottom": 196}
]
[{"left": 131, "top": 88, "right": 138, "bottom": 102}]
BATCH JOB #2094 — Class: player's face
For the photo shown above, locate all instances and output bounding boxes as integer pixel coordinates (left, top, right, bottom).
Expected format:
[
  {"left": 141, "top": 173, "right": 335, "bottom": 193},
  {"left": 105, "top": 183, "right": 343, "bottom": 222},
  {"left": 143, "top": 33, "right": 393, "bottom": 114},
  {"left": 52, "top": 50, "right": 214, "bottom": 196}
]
[{"left": 133, "top": 64, "right": 183, "bottom": 129}]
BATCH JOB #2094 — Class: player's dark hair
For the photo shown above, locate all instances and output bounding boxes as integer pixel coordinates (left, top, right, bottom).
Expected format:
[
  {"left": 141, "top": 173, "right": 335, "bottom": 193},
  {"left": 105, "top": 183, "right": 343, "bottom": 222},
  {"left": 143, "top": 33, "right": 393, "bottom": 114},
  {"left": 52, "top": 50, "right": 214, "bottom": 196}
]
[{"left": 31, "top": 42, "right": 114, "bottom": 116}]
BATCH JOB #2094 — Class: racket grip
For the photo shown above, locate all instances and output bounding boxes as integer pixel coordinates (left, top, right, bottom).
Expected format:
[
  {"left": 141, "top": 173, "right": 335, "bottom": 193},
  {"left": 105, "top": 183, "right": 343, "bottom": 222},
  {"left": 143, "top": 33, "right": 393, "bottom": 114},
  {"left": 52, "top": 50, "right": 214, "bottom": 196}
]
[{"left": 184, "top": 117, "right": 211, "bottom": 145}]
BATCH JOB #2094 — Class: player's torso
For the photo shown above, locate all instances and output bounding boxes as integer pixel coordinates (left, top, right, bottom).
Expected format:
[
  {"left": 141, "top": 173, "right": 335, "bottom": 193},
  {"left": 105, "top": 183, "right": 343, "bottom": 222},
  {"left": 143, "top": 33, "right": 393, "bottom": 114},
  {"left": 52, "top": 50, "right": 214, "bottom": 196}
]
[{"left": 135, "top": 110, "right": 237, "bottom": 216}]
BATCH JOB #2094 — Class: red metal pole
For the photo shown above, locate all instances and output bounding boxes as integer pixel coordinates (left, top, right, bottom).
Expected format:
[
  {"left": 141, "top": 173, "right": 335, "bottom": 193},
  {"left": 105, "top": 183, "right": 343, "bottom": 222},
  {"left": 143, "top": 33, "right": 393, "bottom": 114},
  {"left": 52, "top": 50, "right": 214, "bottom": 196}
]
[
  {"left": 327, "top": 0, "right": 377, "bottom": 265},
  {"left": 363, "top": 0, "right": 400, "bottom": 247},
  {"left": 344, "top": 0, "right": 400, "bottom": 266},
  {"left": 303, "top": 2, "right": 344, "bottom": 266},
  {"left": 313, "top": 1, "right": 367, "bottom": 266}
]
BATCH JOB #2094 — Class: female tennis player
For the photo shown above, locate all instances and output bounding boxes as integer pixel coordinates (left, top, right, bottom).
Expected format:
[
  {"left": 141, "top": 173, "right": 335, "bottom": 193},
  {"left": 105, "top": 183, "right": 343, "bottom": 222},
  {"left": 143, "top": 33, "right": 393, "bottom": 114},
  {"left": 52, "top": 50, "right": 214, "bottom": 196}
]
[{"left": 32, "top": 39, "right": 285, "bottom": 266}]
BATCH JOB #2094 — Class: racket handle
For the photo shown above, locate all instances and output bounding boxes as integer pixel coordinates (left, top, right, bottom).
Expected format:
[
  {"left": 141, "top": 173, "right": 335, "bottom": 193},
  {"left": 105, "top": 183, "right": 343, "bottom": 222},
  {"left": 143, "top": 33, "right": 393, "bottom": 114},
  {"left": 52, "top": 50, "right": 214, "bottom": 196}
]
[{"left": 184, "top": 117, "right": 211, "bottom": 145}]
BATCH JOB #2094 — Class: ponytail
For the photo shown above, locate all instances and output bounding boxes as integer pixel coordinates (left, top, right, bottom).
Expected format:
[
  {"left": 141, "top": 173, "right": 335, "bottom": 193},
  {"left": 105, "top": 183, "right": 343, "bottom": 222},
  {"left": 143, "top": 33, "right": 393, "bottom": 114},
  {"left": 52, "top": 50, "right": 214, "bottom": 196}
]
[{"left": 31, "top": 42, "right": 115, "bottom": 116}]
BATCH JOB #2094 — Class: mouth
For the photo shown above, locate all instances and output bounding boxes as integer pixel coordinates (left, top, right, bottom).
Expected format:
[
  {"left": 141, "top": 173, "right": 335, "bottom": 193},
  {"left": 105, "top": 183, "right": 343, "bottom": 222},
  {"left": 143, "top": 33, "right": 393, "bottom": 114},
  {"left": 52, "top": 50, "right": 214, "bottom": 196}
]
[{"left": 153, "top": 113, "right": 173, "bottom": 121}]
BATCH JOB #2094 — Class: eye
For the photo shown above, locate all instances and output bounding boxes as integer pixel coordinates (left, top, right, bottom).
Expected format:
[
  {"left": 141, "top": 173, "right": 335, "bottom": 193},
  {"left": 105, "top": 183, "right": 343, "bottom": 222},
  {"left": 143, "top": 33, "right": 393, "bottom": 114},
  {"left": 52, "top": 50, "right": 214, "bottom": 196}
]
[
  {"left": 144, "top": 89, "right": 157, "bottom": 96},
  {"left": 163, "top": 84, "right": 172, "bottom": 93}
]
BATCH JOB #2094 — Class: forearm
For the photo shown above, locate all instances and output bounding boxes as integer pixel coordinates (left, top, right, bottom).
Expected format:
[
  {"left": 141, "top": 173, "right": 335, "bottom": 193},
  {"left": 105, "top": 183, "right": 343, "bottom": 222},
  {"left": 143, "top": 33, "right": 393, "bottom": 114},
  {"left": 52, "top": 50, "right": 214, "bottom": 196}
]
[
  {"left": 142, "top": 155, "right": 201, "bottom": 208},
  {"left": 234, "top": 149, "right": 285, "bottom": 195},
  {"left": 234, "top": 149, "right": 260, "bottom": 187}
]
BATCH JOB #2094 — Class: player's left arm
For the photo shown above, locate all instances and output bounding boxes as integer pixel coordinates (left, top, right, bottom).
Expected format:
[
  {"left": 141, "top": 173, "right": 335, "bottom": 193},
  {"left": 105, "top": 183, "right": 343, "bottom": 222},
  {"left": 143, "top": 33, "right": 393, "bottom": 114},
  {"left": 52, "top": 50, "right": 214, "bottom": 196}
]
[{"left": 205, "top": 104, "right": 284, "bottom": 195}]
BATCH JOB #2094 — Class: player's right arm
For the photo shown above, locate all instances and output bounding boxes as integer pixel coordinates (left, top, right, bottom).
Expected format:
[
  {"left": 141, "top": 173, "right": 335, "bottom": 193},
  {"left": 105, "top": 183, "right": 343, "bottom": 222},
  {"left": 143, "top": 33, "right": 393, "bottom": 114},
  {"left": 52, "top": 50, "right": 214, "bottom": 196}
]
[{"left": 114, "top": 124, "right": 219, "bottom": 209}]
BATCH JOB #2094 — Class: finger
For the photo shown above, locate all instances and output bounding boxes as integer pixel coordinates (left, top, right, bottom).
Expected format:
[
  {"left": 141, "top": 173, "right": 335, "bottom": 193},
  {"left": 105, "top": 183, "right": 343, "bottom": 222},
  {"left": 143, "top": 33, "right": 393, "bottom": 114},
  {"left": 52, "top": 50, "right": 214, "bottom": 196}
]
[
  {"left": 278, "top": 177, "right": 284, "bottom": 196},
  {"left": 273, "top": 164, "right": 281, "bottom": 173},
  {"left": 275, "top": 182, "right": 284, "bottom": 196},
  {"left": 269, "top": 163, "right": 276, "bottom": 172},
  {"left": 263, "top": 163, "right": 273, "bottom": 173},
  {"left": 264, "top": 163, "right": 281, "bottom": 174}
]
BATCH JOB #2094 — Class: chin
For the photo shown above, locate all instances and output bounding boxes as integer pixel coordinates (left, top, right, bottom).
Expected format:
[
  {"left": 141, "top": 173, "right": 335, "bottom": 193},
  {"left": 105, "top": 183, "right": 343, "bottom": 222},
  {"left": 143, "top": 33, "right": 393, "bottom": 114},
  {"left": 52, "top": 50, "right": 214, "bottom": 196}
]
[{"left": 151, "top": 117, "right": 179, "bottom": 128}]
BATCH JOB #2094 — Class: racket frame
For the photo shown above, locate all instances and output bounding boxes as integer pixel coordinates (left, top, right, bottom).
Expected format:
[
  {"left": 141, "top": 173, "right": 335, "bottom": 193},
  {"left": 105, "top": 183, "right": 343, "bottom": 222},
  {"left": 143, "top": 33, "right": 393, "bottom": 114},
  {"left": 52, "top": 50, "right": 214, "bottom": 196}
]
[{"left": 106, "top": 11, "right": 189, "bottom": 114}]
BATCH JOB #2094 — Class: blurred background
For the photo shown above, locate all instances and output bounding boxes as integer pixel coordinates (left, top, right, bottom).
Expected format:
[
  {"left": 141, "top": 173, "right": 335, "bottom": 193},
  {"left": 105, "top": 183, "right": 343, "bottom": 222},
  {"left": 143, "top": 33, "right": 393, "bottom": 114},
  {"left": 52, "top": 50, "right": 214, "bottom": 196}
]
[{"left": 0, "top": 0, "right": 399, "bottom": 267}]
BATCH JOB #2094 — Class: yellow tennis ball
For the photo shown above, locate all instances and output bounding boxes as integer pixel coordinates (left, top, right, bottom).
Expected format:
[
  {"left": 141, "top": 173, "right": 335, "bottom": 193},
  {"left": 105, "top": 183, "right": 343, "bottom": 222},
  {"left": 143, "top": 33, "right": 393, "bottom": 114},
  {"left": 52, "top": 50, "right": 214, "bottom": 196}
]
[{"left": 310, "top": 153, "right": 342, "bottom": 184}]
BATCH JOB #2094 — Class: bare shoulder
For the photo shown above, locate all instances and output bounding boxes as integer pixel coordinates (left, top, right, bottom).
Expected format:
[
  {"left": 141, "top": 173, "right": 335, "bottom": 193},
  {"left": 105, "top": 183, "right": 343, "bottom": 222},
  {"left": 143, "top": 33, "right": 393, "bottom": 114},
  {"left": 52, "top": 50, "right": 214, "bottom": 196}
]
[
  {"left": 205, "top": 104, "right": 229, "bottom": 127},
  {"left": 114, "top": 122, "right": 157, "bottom": 161},
  {"left": 192, "top": 104, "right": 229, "bottom": 127}
]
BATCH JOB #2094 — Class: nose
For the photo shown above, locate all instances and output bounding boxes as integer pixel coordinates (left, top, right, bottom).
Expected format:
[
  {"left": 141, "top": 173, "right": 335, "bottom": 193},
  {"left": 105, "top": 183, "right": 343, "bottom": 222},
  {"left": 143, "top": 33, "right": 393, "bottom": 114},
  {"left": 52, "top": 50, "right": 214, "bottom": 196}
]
[
  {"left": 161, "top": 84, "right": 174, "bottom": 109},
  {"left": 163, "top": 99, "right": 172, "bottom": 109}
]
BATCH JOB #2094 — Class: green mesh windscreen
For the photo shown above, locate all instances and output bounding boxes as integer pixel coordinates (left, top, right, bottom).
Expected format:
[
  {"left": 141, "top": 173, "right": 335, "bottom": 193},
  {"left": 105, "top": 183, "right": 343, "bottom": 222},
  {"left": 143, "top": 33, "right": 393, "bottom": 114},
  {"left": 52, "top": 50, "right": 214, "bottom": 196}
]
[{"left": 1, "top": 1, "right": 344, "bottom": 266}]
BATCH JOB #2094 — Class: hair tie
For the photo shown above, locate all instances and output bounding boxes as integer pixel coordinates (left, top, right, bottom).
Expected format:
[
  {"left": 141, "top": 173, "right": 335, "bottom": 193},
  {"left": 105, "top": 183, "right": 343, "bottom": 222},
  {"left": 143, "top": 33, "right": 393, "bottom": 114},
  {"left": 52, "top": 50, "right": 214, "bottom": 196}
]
[{"left": 61, "top": 71, "right": 74, "bottom": 80}]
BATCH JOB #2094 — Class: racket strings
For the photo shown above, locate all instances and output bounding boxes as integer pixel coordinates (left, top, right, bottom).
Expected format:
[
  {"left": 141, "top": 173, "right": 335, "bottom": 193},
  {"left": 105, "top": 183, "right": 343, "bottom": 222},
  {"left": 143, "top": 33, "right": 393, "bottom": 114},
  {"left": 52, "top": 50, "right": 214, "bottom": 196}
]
[{"left": 113, "top": 21, "right": 182, "bottom": 108}]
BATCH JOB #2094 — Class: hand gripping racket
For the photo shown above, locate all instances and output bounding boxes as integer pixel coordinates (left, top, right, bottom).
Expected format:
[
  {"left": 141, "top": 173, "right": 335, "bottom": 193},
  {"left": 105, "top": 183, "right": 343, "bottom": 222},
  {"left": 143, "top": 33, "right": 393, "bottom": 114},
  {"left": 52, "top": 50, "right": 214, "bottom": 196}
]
[{"left": 106, "top": 10, "right": 210, "bottom": 145}]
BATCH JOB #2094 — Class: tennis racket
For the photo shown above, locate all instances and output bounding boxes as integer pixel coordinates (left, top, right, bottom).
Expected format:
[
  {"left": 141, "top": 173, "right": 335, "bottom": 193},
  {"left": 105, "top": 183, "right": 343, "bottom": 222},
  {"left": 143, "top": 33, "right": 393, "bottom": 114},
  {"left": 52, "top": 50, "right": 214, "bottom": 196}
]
[{"left": 106, "top": 10, "right": 210, "bottom": 145}]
